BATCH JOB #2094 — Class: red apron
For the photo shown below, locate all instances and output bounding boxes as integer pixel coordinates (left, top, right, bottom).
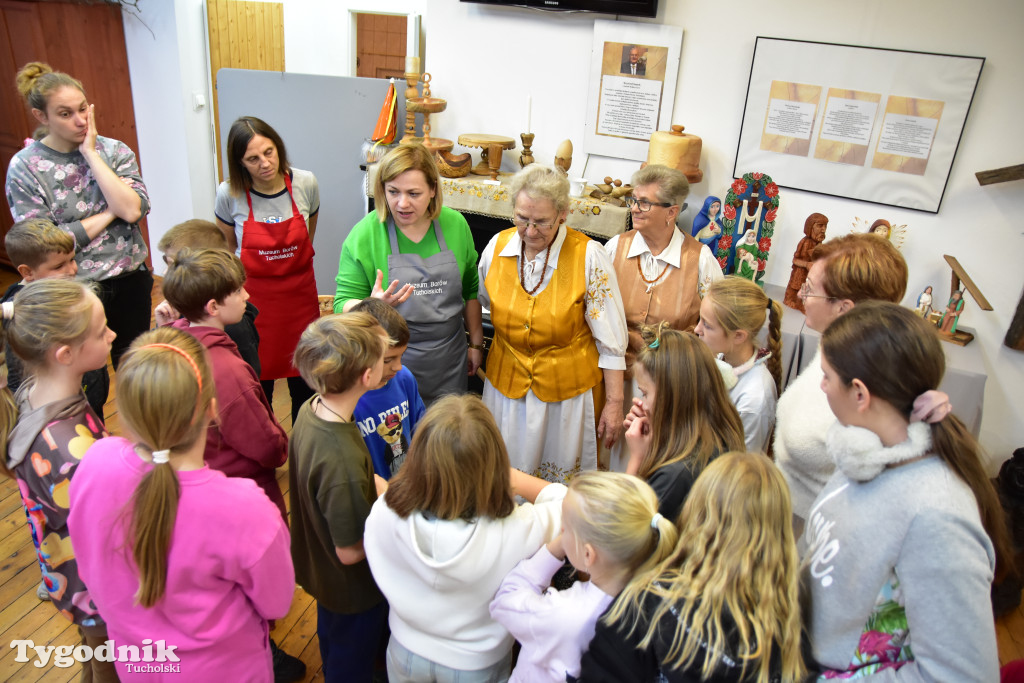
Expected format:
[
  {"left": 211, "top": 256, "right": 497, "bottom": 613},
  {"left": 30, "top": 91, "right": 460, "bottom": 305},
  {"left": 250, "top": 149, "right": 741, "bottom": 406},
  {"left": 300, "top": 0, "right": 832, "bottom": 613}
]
[{"left": 239, "top": 174, "right": 319, "bottom": 380}]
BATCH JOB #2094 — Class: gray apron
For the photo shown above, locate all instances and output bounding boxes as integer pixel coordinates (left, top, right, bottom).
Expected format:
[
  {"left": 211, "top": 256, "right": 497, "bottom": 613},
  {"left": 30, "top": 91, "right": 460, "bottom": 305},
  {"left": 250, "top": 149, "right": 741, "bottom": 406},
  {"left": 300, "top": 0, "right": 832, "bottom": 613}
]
[{"left": 388, "top": 219, "right": 467, "bottom": 404}]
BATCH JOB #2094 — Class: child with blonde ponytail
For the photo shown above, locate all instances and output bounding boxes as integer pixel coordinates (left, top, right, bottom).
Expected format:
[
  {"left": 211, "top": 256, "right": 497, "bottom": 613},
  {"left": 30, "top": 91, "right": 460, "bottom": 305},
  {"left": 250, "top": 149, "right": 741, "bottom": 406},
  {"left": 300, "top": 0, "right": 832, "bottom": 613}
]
[
  {"left": 490, "top": 471, "right": 678, "bottom": 682},
  {"left": 1, "top": 279, "right": 115, "bottom": 682},
  {"left": 68, "top": 327, "right": 295, "bottom": 681},
  {"left": 695, "top": 276, "right": 782, "bottom": 453},
  {"left": 580, "top": 452, "right": 806, "bottom": 683}
]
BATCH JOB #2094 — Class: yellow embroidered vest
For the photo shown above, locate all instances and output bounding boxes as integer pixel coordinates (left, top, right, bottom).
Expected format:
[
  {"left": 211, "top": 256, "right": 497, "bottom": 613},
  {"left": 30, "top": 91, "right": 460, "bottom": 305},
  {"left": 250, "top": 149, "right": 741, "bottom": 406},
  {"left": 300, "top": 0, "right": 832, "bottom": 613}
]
[
  {"left": 611, "top": 230, "right": 702, "bottom": 376},
  {"left": 485, "top": 227, "right": 602, "bottom": 402}
]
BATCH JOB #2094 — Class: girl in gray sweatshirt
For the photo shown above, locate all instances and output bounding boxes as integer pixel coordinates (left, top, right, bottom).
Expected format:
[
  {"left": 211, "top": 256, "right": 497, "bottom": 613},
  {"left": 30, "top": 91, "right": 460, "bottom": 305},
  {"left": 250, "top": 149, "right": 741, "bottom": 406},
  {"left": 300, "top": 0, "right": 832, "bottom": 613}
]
[{"left": 804, "top": 301, "right": 1012, "bottom": 681}]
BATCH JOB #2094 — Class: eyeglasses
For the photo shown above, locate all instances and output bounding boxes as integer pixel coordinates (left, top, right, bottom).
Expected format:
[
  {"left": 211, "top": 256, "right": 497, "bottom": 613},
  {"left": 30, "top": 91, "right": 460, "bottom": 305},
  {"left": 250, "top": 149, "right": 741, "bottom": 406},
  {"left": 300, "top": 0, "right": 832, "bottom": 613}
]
[
  {"left": 799, "top": 281, "right": 835, "bottom": 300},
  {"left": 625, "top": 197, "right": 674, "bottom": 212},
  {"left": 512, "top": 216, "right": 558, "bottom": 231}
]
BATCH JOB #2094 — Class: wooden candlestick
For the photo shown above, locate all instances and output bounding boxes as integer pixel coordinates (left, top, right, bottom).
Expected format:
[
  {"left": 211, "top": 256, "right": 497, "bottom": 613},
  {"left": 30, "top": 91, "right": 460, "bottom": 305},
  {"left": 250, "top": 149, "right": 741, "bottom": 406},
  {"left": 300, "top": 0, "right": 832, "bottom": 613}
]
[
  {"left": 520, "top": 133, "right": 535, "bottom": 167},
  {"left": 401, "top": 70, "right": 421, "bottom": 144}
]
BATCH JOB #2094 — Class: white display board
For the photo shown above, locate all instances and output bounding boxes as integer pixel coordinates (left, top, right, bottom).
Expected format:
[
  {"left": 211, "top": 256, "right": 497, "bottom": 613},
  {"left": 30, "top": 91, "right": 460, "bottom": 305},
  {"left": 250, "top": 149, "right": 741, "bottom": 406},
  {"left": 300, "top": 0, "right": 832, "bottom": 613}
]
[
  {"left": 584, "top": 19, "right": 683, "bottom": 162},
  {"left": 733, "top": 37, "right": 984, "bottom": 213}
]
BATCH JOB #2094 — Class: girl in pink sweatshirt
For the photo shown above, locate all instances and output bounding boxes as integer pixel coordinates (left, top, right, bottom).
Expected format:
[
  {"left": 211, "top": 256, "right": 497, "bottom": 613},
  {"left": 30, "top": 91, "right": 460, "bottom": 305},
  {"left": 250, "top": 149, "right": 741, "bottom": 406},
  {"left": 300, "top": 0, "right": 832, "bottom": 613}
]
[{"left": 69, "top": 327, "right": 295, "bottom": 681}]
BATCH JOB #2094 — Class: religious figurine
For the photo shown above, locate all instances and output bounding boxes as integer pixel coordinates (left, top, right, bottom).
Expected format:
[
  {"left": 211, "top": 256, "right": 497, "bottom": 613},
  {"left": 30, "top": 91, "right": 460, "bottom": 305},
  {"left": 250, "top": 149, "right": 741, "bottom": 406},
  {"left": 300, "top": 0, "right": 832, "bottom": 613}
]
[
  {"left": 870, "top": 218, "right": 892, "bottom": 239},
  {"left": 938, "top": 290, "right": 966, "bottom": 334},
  {"left": 691, "top": 196, "right": 723, "bottom": 253},
  {"left": 915, "top": 286, "right": 934, "bottom": 318},
  {"left": 734, "top": 230, "right": 760, "bottom": 281},
  {"left": 715, "top": 171, "right": 779, "bottom": 286},
  {"left": 851, "top": 216, "right": 907, "bottom": 250},
  {"left": 783, "top": 212, "right": 828, "bottom": 312}
]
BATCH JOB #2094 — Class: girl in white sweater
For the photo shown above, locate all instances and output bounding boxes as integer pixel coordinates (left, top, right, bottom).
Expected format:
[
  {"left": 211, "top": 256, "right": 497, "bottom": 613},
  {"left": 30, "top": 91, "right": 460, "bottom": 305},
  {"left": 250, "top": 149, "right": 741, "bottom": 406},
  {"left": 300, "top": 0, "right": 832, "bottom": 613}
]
[
  {"left": 695, "top": 276, "right": 783, "bottom": 454},
  {"left": 363, "top": 393, "right": 562, "bottom": 682}
]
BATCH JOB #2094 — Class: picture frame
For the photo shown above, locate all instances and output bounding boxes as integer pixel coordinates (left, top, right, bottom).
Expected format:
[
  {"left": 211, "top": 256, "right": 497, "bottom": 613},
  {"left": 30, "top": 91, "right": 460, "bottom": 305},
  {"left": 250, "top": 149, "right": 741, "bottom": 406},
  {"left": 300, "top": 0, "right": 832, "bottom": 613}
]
[
  {"left": 584, "top": 19, "right": 683, "bottom": 162},
  {"left": 733, "top": 37, "right": 984, "bottom": 213}
]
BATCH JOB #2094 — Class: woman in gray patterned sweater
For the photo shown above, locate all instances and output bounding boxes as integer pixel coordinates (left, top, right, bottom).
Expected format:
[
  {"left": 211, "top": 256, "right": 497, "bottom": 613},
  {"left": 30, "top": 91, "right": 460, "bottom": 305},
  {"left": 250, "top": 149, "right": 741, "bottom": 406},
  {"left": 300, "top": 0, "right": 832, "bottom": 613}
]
[{"left": 6, "top": 61, "right": 152, "bottom": 373}]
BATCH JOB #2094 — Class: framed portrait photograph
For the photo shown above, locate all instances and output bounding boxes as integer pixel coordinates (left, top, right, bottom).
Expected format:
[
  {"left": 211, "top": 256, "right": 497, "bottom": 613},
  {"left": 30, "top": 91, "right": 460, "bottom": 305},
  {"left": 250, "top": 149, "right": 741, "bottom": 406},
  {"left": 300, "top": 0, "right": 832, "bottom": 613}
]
[{"left": 733, "top": 37, "right": 984, "bottom": 213}]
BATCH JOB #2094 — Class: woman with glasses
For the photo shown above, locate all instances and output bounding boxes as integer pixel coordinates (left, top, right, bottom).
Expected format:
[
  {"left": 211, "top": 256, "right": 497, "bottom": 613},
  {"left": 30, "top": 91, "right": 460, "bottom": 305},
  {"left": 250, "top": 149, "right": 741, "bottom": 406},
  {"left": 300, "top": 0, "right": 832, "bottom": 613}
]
[
  {"left": 478, "top": 165, "right": 627, "bottom": 482},
  {"left": 774, "top": 233, "right": 949, "bottom": 531},
  {"left": 335, "top": 143, "right": 484, "bottom": 405},
  {"left": 604, "top": 165, "right": 723, "bottom": 471}
]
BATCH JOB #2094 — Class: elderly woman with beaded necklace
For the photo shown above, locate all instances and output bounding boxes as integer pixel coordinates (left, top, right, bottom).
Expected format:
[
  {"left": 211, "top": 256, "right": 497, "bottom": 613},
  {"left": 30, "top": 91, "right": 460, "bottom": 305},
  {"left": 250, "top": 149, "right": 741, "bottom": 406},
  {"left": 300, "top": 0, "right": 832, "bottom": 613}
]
[
  {"left": 477, "top": 165, "right": 627, "bottom": 483},
  {"left": 603, "top": 165, "right": 723, "bottom": 471}
]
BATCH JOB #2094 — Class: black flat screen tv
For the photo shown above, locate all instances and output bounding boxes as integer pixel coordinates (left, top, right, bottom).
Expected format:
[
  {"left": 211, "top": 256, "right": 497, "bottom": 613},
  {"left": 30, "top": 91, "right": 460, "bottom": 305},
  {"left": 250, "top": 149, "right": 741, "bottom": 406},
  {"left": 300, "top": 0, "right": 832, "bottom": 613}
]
[{"left": 461, "top": 0, "right": 658, "bottom": 19}]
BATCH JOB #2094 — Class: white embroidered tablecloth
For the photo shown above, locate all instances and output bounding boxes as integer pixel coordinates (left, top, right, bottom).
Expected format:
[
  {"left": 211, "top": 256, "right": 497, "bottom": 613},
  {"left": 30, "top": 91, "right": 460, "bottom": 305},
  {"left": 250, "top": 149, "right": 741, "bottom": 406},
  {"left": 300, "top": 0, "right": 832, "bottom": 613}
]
[{"left": 366, "top": 164, "right": 630, "bottom": 240}]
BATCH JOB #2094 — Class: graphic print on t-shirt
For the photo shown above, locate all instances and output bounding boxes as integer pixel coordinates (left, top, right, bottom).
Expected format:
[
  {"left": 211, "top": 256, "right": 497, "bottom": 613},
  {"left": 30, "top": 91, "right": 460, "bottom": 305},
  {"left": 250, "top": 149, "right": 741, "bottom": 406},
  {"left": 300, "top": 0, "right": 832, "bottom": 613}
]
[{"left": 358, "top": 400, "right": 410, "bottom": 475}]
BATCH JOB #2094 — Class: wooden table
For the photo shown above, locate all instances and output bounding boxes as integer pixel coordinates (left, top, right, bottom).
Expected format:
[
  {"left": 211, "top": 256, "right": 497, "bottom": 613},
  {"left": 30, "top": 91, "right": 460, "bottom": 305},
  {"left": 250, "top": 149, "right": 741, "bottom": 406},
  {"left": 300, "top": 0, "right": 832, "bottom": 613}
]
[{"left": 457, "top": 134, "right": 516, "bottom": 180}]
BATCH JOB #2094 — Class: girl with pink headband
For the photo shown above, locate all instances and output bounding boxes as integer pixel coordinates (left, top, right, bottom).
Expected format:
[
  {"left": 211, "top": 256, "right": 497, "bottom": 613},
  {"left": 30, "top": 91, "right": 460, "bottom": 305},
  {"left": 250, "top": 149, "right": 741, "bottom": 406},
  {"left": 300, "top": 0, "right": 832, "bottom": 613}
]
[{"left": 68, "top": 327, "right": 296, "bottom": 680}]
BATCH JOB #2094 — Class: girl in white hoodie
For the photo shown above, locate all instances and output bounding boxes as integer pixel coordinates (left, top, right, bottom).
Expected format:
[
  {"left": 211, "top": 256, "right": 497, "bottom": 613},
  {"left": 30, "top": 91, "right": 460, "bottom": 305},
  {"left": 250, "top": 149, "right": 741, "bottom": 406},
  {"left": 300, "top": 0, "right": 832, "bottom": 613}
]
[{"left": 364, "top": 393, "right": 562, "bottom": 682}]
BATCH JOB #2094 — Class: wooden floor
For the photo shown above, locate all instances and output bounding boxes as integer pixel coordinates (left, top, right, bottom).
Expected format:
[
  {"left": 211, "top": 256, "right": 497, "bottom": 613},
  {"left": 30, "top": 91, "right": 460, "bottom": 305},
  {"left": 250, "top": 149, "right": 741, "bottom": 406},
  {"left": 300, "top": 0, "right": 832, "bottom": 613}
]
[{"left": 0, "top": 264, "right": 1020, "bottom": 680}]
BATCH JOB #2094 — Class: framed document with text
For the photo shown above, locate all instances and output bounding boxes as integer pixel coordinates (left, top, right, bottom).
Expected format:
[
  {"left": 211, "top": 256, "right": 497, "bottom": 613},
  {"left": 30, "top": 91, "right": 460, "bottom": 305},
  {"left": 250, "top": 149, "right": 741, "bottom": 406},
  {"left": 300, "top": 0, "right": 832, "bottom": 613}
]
[
  {"left": 733, "top": 37, "right": 984, "bottom": 213},
  {"left": 585, "top": 19, "right": 683, "bottom": 162}
]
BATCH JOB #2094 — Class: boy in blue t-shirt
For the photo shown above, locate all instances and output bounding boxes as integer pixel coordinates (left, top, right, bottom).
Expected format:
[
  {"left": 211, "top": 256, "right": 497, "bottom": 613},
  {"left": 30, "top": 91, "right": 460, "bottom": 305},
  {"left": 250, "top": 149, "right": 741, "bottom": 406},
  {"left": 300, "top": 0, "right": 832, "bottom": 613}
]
[{"left": 351, "top": 298, "right": 426, "bottom": 479}]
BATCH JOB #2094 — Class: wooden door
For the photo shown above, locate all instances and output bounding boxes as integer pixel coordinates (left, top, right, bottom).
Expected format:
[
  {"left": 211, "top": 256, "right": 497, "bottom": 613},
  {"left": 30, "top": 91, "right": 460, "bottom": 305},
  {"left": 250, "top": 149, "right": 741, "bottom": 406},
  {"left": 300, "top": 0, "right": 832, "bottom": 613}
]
[
  {"left": 0, "top": 0, "right": 144, "bottom": 267},
  {"left": 355, "top": 12, "right": 406, "bottom": 80},
  {"left": 206, "top": 0, "right": 285, "bottom": 181}
]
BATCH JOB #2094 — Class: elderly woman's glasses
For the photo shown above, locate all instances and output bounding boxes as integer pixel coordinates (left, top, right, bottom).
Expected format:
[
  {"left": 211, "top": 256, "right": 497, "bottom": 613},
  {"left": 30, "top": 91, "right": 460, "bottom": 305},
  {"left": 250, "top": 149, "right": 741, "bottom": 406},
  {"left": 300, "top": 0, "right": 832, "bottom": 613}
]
[
  {"left": 512, "top": 215, "right": 558, "bottom": 230},
  {"left": 625, "top": 197, "right": 673, "bottom": 212}
]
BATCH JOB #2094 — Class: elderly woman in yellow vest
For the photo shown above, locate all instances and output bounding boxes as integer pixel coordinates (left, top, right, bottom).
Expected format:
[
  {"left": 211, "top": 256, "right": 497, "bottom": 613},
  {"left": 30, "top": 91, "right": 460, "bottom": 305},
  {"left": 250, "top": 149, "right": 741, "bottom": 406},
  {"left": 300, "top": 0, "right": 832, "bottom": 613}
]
[
  {"left": 603, "top": 165, "right": 723, "bottom": 471},
  {"left": 478, "top": 165, "right": 628, "bottom": 483}
]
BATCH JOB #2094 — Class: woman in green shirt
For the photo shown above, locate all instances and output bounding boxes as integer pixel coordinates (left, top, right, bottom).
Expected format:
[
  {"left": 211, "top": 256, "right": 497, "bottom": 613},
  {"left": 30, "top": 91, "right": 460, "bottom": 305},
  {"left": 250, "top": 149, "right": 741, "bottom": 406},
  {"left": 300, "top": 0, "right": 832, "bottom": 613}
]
[{"left": 335, "top": 144, "right": 484, "bottom": 405}]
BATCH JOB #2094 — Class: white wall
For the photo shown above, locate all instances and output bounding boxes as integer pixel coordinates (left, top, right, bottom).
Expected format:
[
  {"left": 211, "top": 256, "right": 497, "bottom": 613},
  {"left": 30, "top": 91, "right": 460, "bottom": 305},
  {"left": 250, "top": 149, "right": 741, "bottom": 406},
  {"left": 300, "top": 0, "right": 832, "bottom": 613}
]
[
  {"left": 123, "top": 0, "right": 217, "bottom": 275},
  {"left": 283, "top": 0, "right": 425, "bottom": 77},
  {"left": 421, "top": 0, "right": 1024, "bottom": 468},
  {"left": 124, "top": 0, "right": 1024, "bottom": 464}
]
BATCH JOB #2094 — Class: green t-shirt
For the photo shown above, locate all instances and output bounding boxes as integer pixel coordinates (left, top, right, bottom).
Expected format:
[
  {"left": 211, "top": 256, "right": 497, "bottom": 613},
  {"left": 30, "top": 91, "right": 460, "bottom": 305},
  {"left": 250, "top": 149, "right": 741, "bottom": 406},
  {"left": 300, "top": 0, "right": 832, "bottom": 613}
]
[
  {"left": 288, "top": 399, "right": 383, "bottom": 614},
  {"left": 334, "top": 205, "right": 479, "bottom": 310}
]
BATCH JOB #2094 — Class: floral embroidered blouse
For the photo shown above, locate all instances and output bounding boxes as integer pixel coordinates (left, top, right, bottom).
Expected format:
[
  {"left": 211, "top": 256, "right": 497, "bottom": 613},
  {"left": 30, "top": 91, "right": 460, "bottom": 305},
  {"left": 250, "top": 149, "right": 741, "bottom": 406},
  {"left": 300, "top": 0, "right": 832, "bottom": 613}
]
[{"left": 5, "top": 137, "right": 150, "bottom": 280}]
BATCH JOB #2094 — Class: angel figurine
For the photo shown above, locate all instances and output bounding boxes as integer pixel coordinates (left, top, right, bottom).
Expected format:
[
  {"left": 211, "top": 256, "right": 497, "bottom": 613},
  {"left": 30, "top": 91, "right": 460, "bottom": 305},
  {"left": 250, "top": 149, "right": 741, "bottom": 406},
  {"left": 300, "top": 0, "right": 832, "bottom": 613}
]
[{"left": 851, "top": 216, "right": 907, "bottom": 250}]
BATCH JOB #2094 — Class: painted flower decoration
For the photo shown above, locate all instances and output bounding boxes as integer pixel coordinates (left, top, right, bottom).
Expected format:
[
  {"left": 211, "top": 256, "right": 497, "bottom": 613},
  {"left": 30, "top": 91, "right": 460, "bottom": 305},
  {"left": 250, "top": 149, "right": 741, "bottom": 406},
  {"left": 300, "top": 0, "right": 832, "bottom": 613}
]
[
  {"left": 717, "top": 256, "right": 728, "bottom": 270},
  {"left": 718, "top": 235, "right": 733, "bottom": 251},
  {"left": 758, "top": 237, "right": 772, "bottom": 252},
  {"left": 722, "top": 204, "right": 737, "bottom": 220},
  {"left": 858, "top": 630, "right": 898, "bottom": 659},
  {"left": 764, "top": 182, "right": 779, "bottom": 198},
  {"left": 731, "top": 179, "right": 748, "bottom": 195},
  {"left": 765, "top": 208, "right": 778, "bottom": 222}
]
